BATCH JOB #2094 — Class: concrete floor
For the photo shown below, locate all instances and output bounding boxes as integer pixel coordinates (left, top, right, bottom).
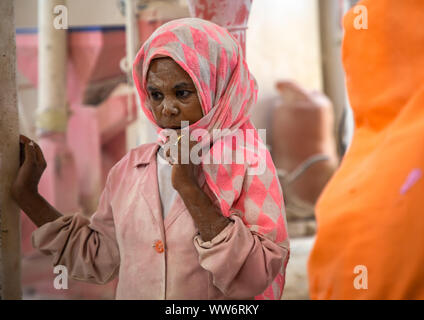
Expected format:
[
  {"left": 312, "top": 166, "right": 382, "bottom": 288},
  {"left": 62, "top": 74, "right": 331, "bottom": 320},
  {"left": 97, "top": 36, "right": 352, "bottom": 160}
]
[{"left": 282, "top": 236, "right": 315, "bottom": 300}]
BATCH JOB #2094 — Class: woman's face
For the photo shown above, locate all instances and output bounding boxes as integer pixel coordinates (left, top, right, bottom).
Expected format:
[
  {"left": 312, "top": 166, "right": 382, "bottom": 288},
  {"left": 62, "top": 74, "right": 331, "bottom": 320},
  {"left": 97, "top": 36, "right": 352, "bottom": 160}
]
[{"left": 146, "top": 57, "right": 203, "bottom": 130}]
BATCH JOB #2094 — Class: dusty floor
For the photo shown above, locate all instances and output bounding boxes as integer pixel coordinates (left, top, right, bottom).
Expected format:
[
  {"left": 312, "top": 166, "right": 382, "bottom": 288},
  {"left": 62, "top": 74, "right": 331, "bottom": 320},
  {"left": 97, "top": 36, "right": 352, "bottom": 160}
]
[{"left": 282, "top": 236, "right": 315, "bottom": 300}]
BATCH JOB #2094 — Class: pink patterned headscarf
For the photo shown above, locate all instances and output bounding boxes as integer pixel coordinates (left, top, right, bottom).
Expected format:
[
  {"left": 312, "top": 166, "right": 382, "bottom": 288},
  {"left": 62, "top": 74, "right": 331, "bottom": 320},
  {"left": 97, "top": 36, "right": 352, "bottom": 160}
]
[{"left": 133, "top": 18, "right": 289, "bottom": 300}]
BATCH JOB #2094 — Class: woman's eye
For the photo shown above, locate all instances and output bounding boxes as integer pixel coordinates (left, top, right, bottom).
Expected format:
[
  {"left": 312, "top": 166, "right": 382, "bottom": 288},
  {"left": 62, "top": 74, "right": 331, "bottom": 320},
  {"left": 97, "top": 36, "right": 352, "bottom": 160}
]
[
  {"left": 150, "top": 91, "right": 163, "bottom": 101},
  {"left": 176, "top": 90, "right": 191, "bottom": 99}
]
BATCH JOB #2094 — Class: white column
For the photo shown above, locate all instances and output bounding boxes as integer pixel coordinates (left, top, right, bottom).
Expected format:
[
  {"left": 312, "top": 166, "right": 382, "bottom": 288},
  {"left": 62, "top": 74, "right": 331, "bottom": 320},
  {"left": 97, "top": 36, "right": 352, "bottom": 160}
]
[
  {"left": 318, "top": 0, "right": 349, "bottom": 155},
  {"left": 0, "top": 0, "right": 22, "bottom": 300},
  {"left": 125, "top": 0, "right": 152, "bottom": 149},
  {"left": 37, "top": 0, "right": 68, "bottom": 135}
]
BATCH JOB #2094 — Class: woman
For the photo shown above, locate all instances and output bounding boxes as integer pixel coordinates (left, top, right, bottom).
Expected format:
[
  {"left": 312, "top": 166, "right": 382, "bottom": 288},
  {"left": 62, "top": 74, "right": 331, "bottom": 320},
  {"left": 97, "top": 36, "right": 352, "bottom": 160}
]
[{"left": 12, "top": 18, "right": 289, "bottom": 300}]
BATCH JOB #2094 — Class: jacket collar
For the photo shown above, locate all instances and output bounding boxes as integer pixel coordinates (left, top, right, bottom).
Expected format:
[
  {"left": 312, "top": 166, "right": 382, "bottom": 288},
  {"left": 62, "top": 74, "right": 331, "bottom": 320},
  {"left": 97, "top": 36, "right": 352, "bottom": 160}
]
[{"left": 132, "top": 143, "right": 160, "bottom": 167}]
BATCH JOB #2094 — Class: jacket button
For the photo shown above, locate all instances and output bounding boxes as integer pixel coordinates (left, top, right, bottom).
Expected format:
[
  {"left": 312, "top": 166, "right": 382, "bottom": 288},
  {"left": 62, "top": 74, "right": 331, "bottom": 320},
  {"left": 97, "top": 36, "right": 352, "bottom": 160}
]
[{"left": 153, "top": 240, "right": 164, "bottom": 253}]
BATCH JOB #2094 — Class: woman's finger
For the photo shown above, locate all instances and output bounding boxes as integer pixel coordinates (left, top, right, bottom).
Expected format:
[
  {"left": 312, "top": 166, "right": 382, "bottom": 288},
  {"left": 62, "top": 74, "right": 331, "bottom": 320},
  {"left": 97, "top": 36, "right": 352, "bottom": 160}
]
[
  {"left": 164, "top": 147, "right": 173, "bottom": 165},
  {"left": 33, "top": 142, "right": 46, "bottom": 167},
  {"left": 19, "top": 141, "right": 25, "bottom": 166},
  {"left": 20, "top": 134, "right": 31, "bottom": 144},
  {"left": 23, "top": 138, "right": 36, "bottom": 166},
  {"left": 20, "top": 135, "right": 32, "bottom": 165}
]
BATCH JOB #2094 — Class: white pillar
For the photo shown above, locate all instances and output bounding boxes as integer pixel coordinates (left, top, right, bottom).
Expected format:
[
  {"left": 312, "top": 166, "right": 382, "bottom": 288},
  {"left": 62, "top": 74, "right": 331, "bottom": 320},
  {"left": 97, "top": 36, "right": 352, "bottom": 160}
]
[
  {"left": 318, "top": 0, "right": 349, "bottom": 155},
  {"left": 0, "top": 0, "right": 22, "bottom": 300},
  {"left": 37, "top": 0, "right": 68, "bottom": 135},
  {"left": 125, "top": 0, "right": 138, "bottom": 82},
  {"left": 125, "top": 0, "right": 152, "bottom": 149}
]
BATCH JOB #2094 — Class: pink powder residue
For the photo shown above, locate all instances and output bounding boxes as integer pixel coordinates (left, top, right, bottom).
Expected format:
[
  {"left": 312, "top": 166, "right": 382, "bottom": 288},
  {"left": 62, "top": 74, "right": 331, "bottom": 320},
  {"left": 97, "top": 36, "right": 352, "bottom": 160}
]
[{"left": 400, "top": 169, "right": 422, "bottom": 195}]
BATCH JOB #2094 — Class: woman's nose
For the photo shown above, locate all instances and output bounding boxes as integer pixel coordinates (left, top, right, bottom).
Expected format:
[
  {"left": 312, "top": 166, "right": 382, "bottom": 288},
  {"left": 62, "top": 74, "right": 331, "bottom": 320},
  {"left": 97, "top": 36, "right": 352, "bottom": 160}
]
[{"left": 162, "top": 100, "right": 179, "bottom": 116}]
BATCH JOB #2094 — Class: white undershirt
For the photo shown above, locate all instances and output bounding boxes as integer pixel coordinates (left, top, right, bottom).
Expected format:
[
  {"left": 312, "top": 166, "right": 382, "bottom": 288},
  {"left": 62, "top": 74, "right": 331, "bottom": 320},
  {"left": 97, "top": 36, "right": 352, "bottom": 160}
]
[{"left": 156, "top": 149, "right": 178, "bottom": 219}]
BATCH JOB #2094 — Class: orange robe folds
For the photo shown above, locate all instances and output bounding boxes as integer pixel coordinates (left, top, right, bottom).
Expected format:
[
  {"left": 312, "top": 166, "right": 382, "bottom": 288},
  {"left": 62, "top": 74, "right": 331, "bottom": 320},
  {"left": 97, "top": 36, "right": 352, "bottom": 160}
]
[{"left": 308, "top": 0, "right": 424, "bottom": 299}]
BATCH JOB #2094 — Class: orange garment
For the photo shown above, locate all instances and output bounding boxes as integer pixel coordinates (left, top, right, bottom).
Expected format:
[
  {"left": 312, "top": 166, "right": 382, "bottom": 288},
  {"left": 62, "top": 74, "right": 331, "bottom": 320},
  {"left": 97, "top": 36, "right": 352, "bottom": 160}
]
[{"left": 308, "top": 0, "right": 424, "bottom": 299}]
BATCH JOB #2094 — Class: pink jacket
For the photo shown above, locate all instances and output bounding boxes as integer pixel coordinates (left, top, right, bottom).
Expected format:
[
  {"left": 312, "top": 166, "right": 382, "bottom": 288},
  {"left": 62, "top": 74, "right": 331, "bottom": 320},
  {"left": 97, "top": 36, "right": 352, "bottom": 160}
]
[{"left": 32, "top": 143, "right": 288, "bottom": 299}]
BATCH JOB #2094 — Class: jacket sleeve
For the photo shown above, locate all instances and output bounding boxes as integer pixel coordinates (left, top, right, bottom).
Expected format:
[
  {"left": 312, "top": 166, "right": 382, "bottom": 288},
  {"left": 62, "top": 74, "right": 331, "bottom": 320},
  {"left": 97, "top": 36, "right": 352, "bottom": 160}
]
[
  {"left": 31, "top": 171, "right": 120, "bottom": 285},
  {"left": 193, "top": 213, "right": 289, "bottom": 299}
]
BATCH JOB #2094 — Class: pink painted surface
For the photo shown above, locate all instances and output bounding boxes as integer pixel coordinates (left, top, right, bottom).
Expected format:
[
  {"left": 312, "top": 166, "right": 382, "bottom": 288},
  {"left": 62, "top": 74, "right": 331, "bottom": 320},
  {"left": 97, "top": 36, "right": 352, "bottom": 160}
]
[
  {"left": 67, "top": 94, "right": 137, "bottom": 215},
  {"left": 187, "top": 0, "right": 253, "bottom": 56},
  {"left": 16, "top": 29, "right": 126, "bottom": 104},
  {"left": 37, "top": 133, "right": 80, "bottom": 214},
  {"left": 68, "top": 30, "right": 126, "bottom": 104},
  {"left": 138, "top": 19, "right": 167, "bottom": 45}
]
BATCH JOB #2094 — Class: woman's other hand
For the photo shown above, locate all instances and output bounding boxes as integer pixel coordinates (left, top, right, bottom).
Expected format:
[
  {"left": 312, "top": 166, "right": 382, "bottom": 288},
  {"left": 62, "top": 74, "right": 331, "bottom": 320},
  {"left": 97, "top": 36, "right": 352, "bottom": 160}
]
[
  {"left": 11, "top": 135, "right": 47, "bottom": 202},
  {"left": 10, "top": 135, "right": 62, "bottom": 227}
]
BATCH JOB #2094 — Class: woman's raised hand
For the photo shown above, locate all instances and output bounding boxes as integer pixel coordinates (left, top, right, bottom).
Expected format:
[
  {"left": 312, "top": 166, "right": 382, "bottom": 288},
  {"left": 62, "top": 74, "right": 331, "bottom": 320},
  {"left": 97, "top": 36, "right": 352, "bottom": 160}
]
[
  {"left": 164, "top": 134, "right": 230, "bottom": 241},
  {"left": 165, "top": 135, "right": 201, "bottom": 192}
]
